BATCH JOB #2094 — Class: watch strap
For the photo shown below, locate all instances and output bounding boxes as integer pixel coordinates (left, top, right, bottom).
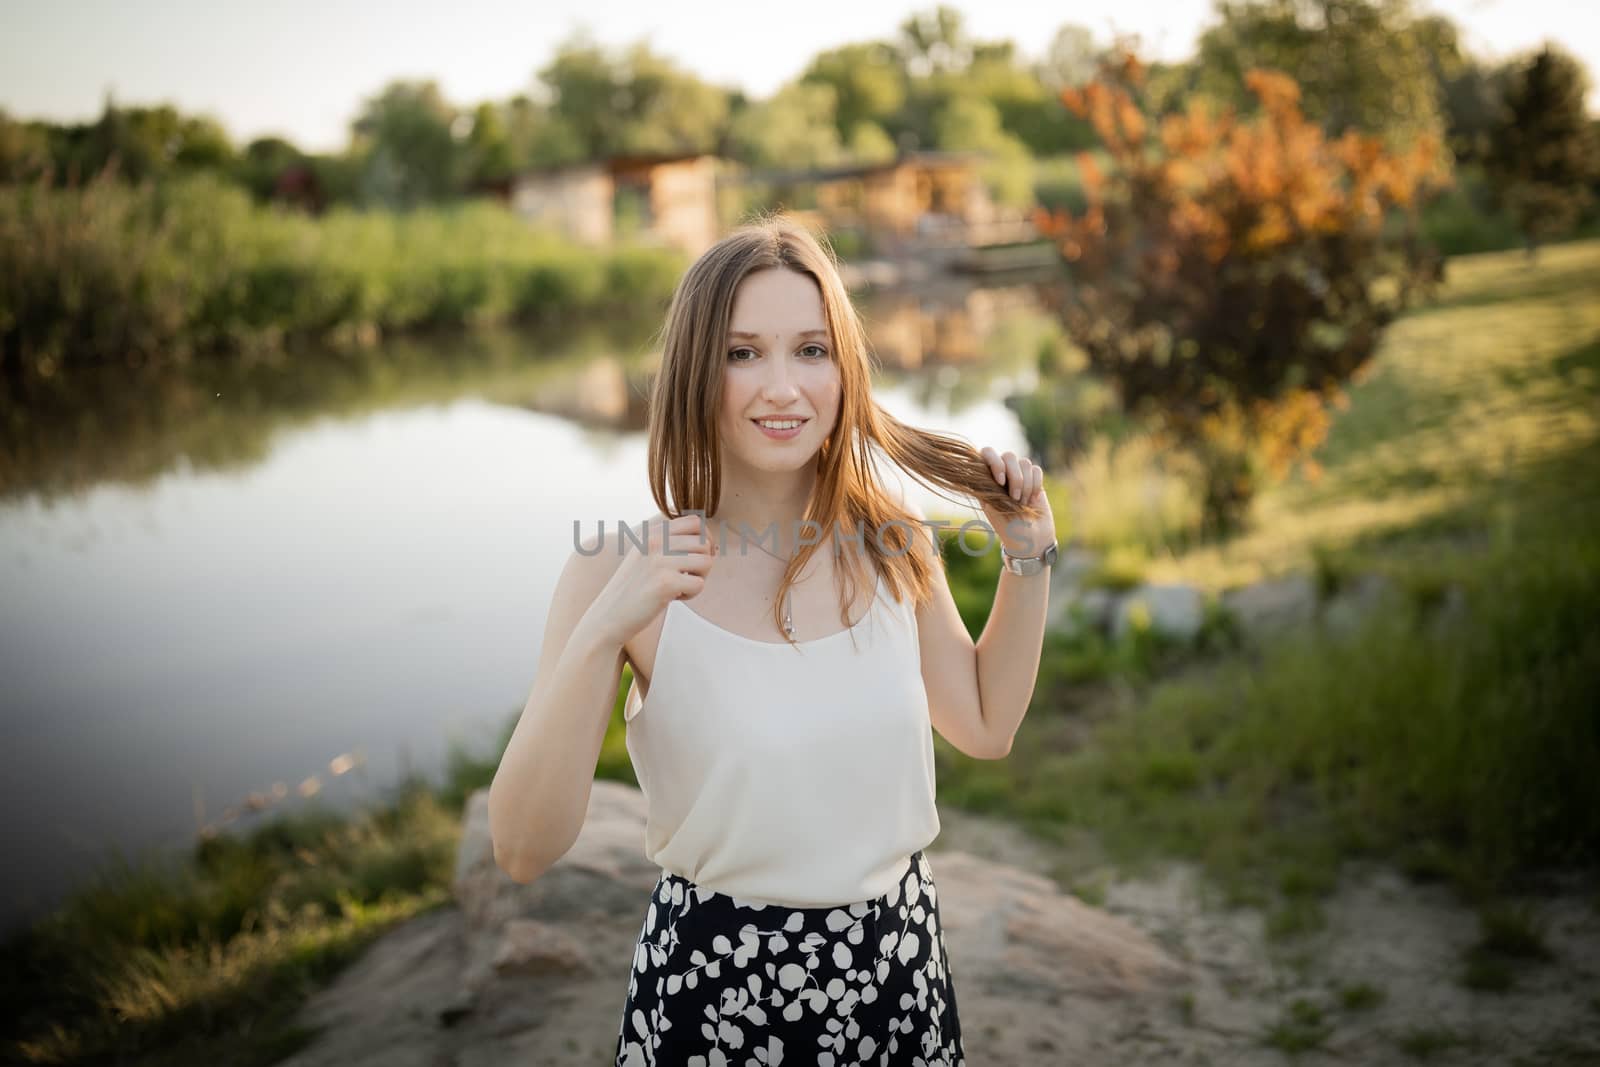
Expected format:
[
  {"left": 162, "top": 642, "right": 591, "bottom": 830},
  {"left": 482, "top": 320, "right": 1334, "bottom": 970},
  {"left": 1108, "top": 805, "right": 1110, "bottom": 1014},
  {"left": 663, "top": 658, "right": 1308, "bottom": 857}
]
[{"left": 1001, "top": 539, "right": 1058, "bottom": 576}]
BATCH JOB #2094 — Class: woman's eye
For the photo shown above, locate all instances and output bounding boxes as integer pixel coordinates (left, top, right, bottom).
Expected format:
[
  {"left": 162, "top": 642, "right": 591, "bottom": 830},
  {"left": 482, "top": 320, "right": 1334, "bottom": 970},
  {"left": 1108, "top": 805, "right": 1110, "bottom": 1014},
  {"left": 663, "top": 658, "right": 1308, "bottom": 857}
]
[{"left": 727, "top": 345, "right": 829, "bottom": 362}]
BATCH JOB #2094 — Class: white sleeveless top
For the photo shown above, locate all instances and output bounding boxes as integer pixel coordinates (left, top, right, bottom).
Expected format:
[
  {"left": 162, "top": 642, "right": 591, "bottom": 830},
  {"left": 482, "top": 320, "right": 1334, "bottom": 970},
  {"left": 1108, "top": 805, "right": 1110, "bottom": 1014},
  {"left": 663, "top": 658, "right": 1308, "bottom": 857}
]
[{"left": 622, "top": 572, "right": 941, "bottom": 907}]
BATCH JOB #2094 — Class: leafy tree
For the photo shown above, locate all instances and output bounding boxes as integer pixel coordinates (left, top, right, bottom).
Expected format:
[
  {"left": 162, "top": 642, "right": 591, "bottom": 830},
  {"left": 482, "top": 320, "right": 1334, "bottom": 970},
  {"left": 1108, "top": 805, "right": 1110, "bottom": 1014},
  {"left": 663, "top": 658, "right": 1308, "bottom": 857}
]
[
  {"left": 32, "top": 100, "right": 238, "bottom": 184},
  {"left": 616, "top": 43, "right": 731, "bottom": 156},
  {"left": 897, "top": 6, "right": 972, "bottom": 79},
  {"left": 459, "top": 101, "right": 519, "bottom": 186},
  {"left": 170, "top": 115, "right": 234, "bottom": 171},
  {"left": 535, "top": 34, "right": 623, "bottom": 158},
  {"left": 536, "top": 32, "right": 729, "bottom": 161},
  {"left": 933, "top": 94, "right": 1035, "bottom": 208},
  {"left": 1036, "top": 25, "right": 1100, "bottom": 94},
  {"left": 1437, "top": 58, "right": 1506, "bottom": 165},
  {"left": 1195, "top": 0, "right": 1446, "bottom": 148},
  {"left": 350, "top": 80, "right": 460, "bottom": 207},
  {"left": 1034, "top": 53, "right": 1448, "bottom": 534},
  {"left": 1483, "top": 44, "right": 1600, "bottom": 254},
  {"left": 967, "top": 38, "right": 1095, "bottom": 155},
  {"left": 1410, "top": 13, "right": 1507, "bottom": 165},
  {"left": 800, "top": 43, "right": 907, "bottom": 145},
  {"left": 0, "top": 111, "right": 52, "bottom": 181},
  {"left": 728, "top": 82, "right": 847, "bottom": 170},
  {"left": 235, "top": 136, "right": 305, "bottom": 201},
  {"left": 846, "top": 121, "right": 899, "bottom": 165}
]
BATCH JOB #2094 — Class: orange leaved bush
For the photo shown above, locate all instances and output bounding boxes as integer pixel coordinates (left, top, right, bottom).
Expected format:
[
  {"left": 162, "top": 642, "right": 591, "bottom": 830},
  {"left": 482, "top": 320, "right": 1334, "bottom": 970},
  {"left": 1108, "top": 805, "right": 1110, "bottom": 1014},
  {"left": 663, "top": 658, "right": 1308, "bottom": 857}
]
[{"left": 1035, "top": 53, "right": 1449, "bottom": 534}]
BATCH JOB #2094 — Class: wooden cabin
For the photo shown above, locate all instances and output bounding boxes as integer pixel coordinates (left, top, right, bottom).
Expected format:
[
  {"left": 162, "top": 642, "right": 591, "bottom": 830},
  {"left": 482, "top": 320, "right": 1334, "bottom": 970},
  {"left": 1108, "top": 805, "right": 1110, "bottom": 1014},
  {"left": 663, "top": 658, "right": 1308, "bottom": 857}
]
[{"left": 507, "top": 152, "right": 721, "bottom": 258}]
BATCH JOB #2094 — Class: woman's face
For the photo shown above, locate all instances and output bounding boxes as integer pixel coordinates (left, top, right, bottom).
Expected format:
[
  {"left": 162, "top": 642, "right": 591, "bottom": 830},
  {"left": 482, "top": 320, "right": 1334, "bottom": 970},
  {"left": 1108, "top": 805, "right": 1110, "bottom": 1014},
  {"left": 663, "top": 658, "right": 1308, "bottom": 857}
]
[{"left": 718, "top": 267, "right": 842, "bottom": 473}]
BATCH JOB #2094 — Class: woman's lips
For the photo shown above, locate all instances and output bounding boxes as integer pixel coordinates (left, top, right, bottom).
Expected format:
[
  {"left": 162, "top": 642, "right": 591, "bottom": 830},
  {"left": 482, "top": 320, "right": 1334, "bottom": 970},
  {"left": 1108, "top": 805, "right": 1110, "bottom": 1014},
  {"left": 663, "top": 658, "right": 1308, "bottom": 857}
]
[{"left": 751, "top": 417, "right": 808, "bottom": 440}]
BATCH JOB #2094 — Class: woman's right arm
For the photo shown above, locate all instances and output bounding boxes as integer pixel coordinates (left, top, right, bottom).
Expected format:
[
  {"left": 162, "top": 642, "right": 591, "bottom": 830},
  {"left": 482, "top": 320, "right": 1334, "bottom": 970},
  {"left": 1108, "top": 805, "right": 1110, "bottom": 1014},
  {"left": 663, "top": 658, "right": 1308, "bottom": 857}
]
[
  {"left": 487, "top": 533, "right": 629, "bottom": 884},
  {"left": 487, "top": 513, "right": 713, "bottom": 884}
]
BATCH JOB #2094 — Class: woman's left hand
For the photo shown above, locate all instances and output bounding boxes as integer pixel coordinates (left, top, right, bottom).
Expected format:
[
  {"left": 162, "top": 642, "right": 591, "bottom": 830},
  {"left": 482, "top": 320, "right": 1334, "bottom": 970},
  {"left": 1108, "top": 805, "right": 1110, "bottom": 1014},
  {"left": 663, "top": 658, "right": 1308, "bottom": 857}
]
[{"left": 978, "top": 446, "right": 1057, "bottom": 558}]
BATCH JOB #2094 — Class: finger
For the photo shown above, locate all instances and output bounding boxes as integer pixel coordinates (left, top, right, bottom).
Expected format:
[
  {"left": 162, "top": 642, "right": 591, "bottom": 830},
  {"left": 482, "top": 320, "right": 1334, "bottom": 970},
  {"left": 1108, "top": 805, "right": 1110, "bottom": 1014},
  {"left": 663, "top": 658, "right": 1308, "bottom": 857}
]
[
  {"left": 1004, "top": 453, "right": 1023, "bottom": 500},
  {"left": 670, "top": 512, "right": 707, "bottom": 535},
  {"left": 666, "top": 523, "right": 716, "bottom": 556},
  {"left": 981, "top": 446, "right": 1005, "bottom": 485}
]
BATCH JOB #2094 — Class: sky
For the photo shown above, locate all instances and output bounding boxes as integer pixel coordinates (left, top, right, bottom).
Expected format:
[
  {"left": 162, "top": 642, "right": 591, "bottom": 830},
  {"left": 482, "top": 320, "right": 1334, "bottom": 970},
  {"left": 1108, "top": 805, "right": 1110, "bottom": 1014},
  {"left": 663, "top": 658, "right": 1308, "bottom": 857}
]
[{"left": 2, "top": 0, "right": 1597, "bottom": 153}]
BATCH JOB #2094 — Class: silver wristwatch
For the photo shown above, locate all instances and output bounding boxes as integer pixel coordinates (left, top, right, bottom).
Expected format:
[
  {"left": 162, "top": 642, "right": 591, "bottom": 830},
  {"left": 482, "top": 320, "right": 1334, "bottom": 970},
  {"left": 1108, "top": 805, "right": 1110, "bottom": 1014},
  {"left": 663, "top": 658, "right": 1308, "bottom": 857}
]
[{"left": 1000, "top": 539, "right": 1058, "bottom": 576}]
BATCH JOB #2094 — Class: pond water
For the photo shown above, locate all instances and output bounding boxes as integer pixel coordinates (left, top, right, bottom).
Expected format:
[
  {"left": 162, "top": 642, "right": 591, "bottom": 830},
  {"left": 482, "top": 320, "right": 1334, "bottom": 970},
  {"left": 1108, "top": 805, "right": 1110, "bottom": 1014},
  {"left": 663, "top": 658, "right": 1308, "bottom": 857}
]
[{"left": 0, "top": 271, "right": 1064, "bottom": 935}]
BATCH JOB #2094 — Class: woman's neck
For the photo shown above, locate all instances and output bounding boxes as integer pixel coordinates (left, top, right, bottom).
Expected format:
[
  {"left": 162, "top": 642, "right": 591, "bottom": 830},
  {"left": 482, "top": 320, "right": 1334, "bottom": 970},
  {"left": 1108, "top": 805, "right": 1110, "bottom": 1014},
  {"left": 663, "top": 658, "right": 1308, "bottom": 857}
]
[{"left": 712, "top": 470, "right": 819, "bottom": 558}]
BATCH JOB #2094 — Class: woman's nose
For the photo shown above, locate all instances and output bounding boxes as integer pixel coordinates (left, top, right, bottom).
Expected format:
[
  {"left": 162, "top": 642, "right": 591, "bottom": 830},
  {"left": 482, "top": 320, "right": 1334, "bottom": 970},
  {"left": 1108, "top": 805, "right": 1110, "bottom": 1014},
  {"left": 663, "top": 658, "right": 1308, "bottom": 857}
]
[{"left": 762, "top": 362, "right": 801, "bottom": 400}]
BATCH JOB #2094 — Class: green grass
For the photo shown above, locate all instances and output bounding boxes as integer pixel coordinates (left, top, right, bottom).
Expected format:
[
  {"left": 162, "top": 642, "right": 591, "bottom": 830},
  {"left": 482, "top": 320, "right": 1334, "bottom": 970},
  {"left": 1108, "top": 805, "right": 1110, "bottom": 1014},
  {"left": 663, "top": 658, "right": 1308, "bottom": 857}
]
[
  {"left": 11, "top": 237, "right": 1596, "bottom": 1067},
  {"left": 1459, "top": 901, "right": 1555, "bottom": 993},
  {"left": 1263, "top": 997, "right": 1332, "bottom": 1053},
  {"left": 1143, "top": 239, "right": 1600, "bottom": 593},
  {"left": 0, "top": 774, "right": 465, "bottom": 1066},
  {"left": 1336, "top": 981, "right": 1385, "bottom": 1012},
  {"left": 4, "top": 657, "right": 648, "bottom": 1067},
  {"left": 937, "top": 239, "right": 1600, "bottom": 917},
  {"left": 1396, "top": 1026, "right": 1469, "bottom": 1060}
]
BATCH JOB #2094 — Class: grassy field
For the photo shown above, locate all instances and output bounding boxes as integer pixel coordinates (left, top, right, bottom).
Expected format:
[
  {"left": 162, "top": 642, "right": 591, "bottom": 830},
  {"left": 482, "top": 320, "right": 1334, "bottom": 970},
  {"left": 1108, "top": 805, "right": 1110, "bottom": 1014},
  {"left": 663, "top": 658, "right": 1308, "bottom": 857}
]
[
  {"left": 938, "top": 239, "right": 1600, "bottom": 943},
  {"left": 1145, "top": 239, "right": 1600, "bottom": 592},
  {"left": 0, "top": 777, "right": 468, "bottom": 1066},
  {"left": 3, "top": 239, "right": 1595, "bottom": 1065}
]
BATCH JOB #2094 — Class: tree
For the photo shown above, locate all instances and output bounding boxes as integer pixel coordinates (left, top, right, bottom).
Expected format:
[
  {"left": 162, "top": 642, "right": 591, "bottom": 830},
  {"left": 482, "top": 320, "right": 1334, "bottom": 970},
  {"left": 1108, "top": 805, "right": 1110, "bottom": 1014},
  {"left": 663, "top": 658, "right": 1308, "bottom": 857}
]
[
  {"left": 1195, "top": 0, "right": 1446, "bottom": 148},
  {"left": 1036, "top": 25, "right": 1100, "bottom": 93},
  {"left": 0, "top": 111, "right": 52, "bottom": 182},
  {"left": 235, "top": 136, "right": 305, "bottom": 201},
  {"left": 727, "top": 82, "right": 847, "bottom": 170},
  {"left": 846, "top": 121, "right": 898, "bottom": 165},
  {"left": 536, "top": 33, "right": 730, "bottom": 161},
  {"left": 933, "top": 94, "right": 1035, "bottom": 208},
  {"left": 350, "top": 80, "right": 460, "bottom": 207},
  {"left": 1034, "top": 52, "right": 1448, "bottom": 534},
  {"left": 801, "top": 43, "right": 907, "bottom": 145},
  {"left": 459, "top": 101, "right": 519, "bottom": 186},
  {"left": 897, "top": 6, "right": 972, "bottom": 79},
  {"left": 1484, "top": 44, "right": 1600, "bottom": 255},
  {"left": 48, "top": 100, "right": 239, "bottom": 184},
  {"left": 1411, "top": 13, "right": 1507, "bottom": 165},
  {"left": 616, "top": 43, "right": 730, "bottom": 156},
  {"left": 967, "top": 37, "right": 1095, "bottom": 155}
]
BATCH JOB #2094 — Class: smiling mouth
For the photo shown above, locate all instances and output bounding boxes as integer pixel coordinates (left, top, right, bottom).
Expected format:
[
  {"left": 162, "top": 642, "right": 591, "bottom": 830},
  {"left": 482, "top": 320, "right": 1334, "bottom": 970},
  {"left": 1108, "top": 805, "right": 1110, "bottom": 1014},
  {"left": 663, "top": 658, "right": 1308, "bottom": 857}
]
[{"left": 751, "top": 417, "right": 809, "bottom": 428}]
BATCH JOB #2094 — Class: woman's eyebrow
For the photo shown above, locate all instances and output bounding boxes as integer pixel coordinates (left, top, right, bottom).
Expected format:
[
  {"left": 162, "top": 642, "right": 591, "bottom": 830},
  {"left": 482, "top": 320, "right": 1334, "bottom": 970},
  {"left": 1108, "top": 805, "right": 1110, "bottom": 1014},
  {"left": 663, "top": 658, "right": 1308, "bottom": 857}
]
[{"left": 728, "top": 329, "right": 829, "bottom": 340}]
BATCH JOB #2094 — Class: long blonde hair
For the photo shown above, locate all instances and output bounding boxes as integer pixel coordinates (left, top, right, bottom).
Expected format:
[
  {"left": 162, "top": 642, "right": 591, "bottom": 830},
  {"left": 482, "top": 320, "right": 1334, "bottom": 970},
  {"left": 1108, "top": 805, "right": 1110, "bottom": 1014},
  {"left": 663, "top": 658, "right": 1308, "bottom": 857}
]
[{"left": 646, "top": 211, "right": 1042, "bottom": 645}]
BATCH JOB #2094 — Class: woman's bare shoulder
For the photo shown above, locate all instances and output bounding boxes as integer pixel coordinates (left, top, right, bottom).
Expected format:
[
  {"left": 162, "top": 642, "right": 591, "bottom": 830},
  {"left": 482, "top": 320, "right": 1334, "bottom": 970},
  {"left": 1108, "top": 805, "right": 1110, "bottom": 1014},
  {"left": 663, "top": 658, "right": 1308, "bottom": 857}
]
[
  {"left": 549, "top": 513, "right": 669, "bottom": 645},
  {"left": 571, "top": 512, "right": 671, "bottom": 571}
]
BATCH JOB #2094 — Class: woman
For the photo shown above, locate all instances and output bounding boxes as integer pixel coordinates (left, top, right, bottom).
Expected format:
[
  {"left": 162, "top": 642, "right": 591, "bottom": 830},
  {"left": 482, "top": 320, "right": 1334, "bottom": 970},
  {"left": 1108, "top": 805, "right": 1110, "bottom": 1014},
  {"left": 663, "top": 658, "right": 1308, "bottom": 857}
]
[{"left": 487, "top": 214, "right": 1056, "bottom": 1067}]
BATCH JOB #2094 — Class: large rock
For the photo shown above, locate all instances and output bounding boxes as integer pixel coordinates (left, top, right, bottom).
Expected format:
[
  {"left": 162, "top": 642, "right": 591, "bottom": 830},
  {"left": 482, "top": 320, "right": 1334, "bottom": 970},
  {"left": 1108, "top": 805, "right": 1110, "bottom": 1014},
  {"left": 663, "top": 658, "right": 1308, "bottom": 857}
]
[
  {"left": 273, "top": 780, "right": 1190, "bottom": 1067},
  {"left": 1320, "top": 572, "right": 1397, "bottom": 635},
  {"left": 1112, "top": 583, "right": 1207, "bottom": 642},
  {"left": 1222, "top": 573, "right": 1317, "bottom": 638}
]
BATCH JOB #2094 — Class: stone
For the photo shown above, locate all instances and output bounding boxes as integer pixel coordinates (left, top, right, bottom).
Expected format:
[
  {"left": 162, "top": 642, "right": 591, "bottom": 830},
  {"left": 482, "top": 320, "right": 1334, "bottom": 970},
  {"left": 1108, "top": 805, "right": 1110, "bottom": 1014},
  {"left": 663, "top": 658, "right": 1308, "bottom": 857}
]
[
  {"left": 272, "top": 780, "right": 1192, "bottom": 1067},
  {"left": 1222, "top": 574, "right": 1317, "bottom": 637},
  {"left": 1112, "top": 583, "right": 1206, "bottom": 642},
  {"left": 1320, "top": 572, "right": 1396, "bottom": 635}
]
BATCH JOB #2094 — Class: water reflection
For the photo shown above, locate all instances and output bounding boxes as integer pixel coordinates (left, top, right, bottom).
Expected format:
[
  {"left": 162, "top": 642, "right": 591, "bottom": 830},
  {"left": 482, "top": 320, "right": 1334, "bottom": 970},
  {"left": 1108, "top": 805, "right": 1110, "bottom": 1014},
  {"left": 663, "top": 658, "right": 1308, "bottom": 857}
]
[{"left": 0, "top": 269, "right": 1064, "bottom": 936}]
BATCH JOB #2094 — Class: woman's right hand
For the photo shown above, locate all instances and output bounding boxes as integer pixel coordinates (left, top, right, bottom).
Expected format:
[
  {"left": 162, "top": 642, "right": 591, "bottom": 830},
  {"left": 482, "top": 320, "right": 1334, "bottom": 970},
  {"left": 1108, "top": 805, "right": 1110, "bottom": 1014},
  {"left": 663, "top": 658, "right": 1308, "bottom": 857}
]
[{"left": 590, "top": 512, "right": 717, "bottom": 648}]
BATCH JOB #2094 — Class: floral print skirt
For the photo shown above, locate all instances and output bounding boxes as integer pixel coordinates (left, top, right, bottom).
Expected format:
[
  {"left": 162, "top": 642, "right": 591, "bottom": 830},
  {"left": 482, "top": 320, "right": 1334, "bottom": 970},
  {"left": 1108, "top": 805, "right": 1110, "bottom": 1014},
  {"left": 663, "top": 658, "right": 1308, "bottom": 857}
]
[{"left": 612, "top": 849, "right": 965, "bottom": 1066}]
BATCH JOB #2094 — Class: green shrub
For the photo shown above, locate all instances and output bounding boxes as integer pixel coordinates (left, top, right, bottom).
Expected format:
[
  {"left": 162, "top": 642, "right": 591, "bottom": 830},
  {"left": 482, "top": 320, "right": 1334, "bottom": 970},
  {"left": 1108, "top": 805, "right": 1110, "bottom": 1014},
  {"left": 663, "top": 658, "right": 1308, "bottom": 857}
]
[{"left": 0, "top": 173, "right": 686, "bottom": 375}]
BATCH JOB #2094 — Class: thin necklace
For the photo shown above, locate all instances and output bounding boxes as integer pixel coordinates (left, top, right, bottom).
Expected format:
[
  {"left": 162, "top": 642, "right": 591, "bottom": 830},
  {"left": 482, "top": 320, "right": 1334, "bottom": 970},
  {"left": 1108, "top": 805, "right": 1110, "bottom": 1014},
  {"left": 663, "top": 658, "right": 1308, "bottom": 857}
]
[{"left": 717, "top": 521, "right": 801, "bottom": 639}]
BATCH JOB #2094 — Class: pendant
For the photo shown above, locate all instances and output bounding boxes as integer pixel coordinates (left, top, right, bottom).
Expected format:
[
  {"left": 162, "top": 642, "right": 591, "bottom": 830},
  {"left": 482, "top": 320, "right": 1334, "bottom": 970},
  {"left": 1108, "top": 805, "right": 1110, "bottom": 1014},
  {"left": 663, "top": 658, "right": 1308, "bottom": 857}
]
[{"left": 782, "top": 591, "right": 795, "bottom": 639}]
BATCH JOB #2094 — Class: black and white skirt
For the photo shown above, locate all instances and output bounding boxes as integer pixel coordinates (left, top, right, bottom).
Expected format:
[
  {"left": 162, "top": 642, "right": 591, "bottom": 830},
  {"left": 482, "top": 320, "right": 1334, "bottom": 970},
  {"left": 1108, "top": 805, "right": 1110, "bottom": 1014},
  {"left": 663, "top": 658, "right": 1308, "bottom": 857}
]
[{"left": 613, "top": 849, "right": 965, "bottom": 1066}]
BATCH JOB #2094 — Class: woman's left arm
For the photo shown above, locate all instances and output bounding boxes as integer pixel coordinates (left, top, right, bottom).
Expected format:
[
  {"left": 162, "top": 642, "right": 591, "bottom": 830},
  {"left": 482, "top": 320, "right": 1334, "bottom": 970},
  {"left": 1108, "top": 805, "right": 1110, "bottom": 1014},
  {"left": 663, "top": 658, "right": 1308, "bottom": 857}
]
[{"left": 908, "top": 448, "right": 1056, "bottom": 760}]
